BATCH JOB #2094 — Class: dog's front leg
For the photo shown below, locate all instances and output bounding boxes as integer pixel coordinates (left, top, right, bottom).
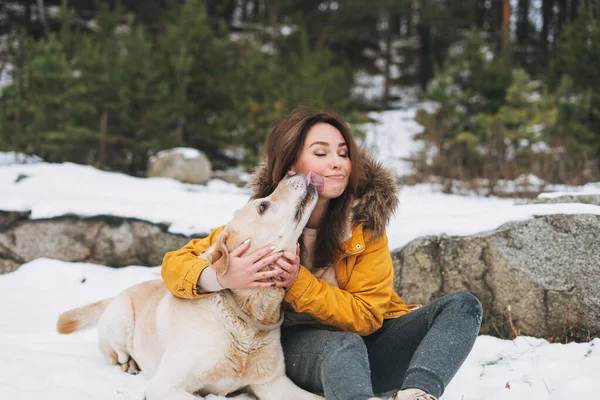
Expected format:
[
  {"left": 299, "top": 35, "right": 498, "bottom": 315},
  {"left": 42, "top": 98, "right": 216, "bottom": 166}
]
[
  {"left": 145, "top": 381, "right": 200, "bottom": 400},
  {"left": 250, "top": 375, "right": 324, "bottom": 400},
  {"left": 145, "top": 367, "right": 200, "bottom": 400}
]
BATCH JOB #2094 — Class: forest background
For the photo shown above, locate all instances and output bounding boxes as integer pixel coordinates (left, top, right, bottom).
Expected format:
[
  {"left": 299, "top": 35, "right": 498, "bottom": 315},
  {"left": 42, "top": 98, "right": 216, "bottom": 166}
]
[{"left": 1, "top": 0, "right": 599, "bottom": 191}]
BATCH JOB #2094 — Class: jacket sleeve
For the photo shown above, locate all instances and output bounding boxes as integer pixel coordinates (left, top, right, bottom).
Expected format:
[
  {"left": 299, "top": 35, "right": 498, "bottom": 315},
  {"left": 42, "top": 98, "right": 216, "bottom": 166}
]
[
  {"left": 161, "top": 225, "right": 226, "bottom": 299},
  {"left": 284, "top": 229, "right": 394, "bottom": 336}
]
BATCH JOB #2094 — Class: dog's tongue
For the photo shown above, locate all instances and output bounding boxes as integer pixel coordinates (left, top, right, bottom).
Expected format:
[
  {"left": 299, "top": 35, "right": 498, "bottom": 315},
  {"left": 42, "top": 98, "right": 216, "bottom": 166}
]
[{"left": 307, "top": 171, "right": 324, "bottom": 192}]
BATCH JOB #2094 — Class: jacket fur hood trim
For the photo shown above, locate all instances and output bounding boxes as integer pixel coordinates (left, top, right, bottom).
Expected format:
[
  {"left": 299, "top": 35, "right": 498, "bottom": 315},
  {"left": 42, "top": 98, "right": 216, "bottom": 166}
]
[{"left": 248, "top": 149, "right": 399, "bottom": 241}]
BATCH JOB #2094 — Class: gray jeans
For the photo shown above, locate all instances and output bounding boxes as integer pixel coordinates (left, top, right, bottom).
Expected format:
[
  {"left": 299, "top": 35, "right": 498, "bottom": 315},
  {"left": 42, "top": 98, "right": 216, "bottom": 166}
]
[{"left": 280, "top": 292, "right": 483, "bottom": 400}]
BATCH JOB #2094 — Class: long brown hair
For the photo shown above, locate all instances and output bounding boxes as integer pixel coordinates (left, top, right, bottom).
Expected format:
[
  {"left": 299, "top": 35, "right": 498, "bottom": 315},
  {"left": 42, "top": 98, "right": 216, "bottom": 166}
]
[{"left": 251, "top": 110, "right": 365, "bottom": 268}]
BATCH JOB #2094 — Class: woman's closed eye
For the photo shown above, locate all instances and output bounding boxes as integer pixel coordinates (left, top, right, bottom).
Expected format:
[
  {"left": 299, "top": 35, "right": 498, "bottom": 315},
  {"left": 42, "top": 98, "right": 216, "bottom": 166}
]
[{"left": 314, "top": 152, "right": 348, "bottom": 158}]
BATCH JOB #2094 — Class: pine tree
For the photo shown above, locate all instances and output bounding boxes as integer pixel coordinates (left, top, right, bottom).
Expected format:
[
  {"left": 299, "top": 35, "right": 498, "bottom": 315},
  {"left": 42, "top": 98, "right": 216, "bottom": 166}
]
[
  {"left": 0, "top": 32, "right": 33, "bottom": 152},
  {"left": 74, "top": 2, "right": 123, "bottom": 170},
  {"left": 114, "top": 23, "right": 170, "bottom": 174},
  {"left": 474, "top": 69, "right": 555, "bottom": 189},
  {"left": 548, "top": 75, "right": 596, "bottom": 183},
  {"left": 548, "top": 3, "right": 600, "bottom": 164},
  {"left": 158, "top": 0, "right": 215, "bottom": 149},
  {"left": 25, "top": 35, "right": 95, "bottom": 161},
  {"left": 416, "top": 29, "right": 512, "bottom": 181}
]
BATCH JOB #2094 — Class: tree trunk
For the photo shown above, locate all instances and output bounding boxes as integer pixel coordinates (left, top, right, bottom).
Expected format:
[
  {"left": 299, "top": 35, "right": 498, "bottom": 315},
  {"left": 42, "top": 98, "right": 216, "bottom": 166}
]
[
  {"left": 24, "top": 1, "right": 31, "bottom": 29},
  {"left": 241, "top": 0, "right": 249, "bottom": 22},
  {"left": 36, "top": 0, "right": 50, "bottom": 37},
  {"left": 541, "top": 0, "right": 551, "bottom": 66},
  {"left": 98, "top": 103, "right": 108, "bottom": 170},
  {"left": 383, "top": 12, "right": 400, "bottom": 109},
  {"left": 418, "top": 0, "right": 431, "bottom": 92},
  {"left": 268, "top": 0, "right": 278, "bottom": 27},
  {"left": 502, "top": 0, "right": 511, "bottom": 37},
  {"left": 570, "top": 0, "right": 579, "bottom": 21},
  {"left": 557, "top": 0, "right": 567, "bottom": 38},
  {"left": 405, "top": 1, "right": 413, "bottom": 36},
  {"left": 475, "top": 0, "right": 486, "bottom": 30},
  {"left": 502, "top": 0, "right": 511, "bottom": 64},
  {"left": 517, "top": 0, "right": 529, "bottom": 46},
  {"left": 175, "top": 114, "right": 184, "bottom": 146},
  {"left": 491, "top": 0, "right": 504, "bottom": 50}
]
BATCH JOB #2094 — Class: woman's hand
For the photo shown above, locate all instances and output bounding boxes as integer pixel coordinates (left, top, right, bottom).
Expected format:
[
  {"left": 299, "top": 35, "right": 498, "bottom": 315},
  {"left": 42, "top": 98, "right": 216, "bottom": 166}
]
[
  {"left": 273, "top": 243, "right": 301, "bottom": 288},
  {"left": 216, "top": 240, "right": 285, "bottom": 289}
]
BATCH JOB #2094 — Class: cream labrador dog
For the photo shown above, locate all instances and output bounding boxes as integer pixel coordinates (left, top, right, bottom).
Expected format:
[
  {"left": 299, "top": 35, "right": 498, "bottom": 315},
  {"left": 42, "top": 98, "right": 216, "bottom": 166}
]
[{"left": 57, "top": 173, "right": 325, "bottom": 400}]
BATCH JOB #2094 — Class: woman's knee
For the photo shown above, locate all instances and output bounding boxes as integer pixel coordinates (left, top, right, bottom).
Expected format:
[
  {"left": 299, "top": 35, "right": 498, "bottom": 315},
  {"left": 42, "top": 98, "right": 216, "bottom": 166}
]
[
  {"left": 323, "top": 331, "right": 367, "bottom": 362},
  {"left": 442, "top": 292, "right": 483, "bottom": 323},
  {"left": 283, "top": 328, "right": 367, "bottom": 361}
]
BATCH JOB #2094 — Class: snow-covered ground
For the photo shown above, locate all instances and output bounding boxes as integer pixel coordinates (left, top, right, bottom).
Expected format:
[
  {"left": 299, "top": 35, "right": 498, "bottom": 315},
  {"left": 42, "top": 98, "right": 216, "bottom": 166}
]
[
  {"left": 1, "top": 259, "right": 598, "bottom": 400},
  {"left": 1, "top": 106, "right": 599, "bottom": 399}
]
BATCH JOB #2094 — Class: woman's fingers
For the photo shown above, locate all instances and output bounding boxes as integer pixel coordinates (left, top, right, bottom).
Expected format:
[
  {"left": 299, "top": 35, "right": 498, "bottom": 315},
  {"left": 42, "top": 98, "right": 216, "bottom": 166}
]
[
  {"left": 229, "top": 239, "right": 251, "bottom": 257},
  {"left": 275, "top": 257, "right": 293, "bottom": 273},
  {"left": 255, "top": 268, "right": 284, "bottom": 281},
  {"left": 247, "top": 245, "right": 276, "bottom": 263},
  {"left": 226, "top": 242, "right": 300, "bottom": 289},
  {"left": 270, "top": 272, "right": 294, "bottom": 287},
  {"left": 281, "top": 250, "right": 297, "bottom": 263},
  {"left": 251, "top": 251, "right": 283, "bottom": 271}
]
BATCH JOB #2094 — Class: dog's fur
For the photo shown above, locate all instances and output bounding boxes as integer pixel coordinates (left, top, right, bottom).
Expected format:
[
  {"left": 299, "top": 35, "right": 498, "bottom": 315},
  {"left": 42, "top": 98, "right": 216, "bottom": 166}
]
[{"left": 57, "top": 174, "right": 324, "bottom": 400}]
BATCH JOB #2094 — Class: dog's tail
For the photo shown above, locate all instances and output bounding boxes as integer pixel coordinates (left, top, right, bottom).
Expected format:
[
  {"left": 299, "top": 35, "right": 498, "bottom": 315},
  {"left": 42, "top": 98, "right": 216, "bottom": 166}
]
[{"left": 56, "top": 298, "right": 114, "bottom": 334}]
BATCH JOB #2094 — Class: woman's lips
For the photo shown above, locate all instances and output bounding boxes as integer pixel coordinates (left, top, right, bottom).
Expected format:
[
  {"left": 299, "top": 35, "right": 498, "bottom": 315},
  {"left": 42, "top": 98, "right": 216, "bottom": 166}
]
[{"left": 325, "top": 175, "right": 345, "bottom": 180}]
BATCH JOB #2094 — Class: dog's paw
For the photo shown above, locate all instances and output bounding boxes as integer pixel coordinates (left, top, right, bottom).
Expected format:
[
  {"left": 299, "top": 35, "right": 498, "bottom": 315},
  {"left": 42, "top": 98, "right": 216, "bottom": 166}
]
[
  {"left": 224, "top": 394, "right": 257, "bottom": 400},
  {"left": 120, "top": 357, "right": 141, "bottom": 375}
]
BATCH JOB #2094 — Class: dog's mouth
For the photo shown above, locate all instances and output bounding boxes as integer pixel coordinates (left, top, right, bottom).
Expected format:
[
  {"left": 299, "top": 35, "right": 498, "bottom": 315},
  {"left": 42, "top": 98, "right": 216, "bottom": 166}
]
[
  {"left": 293, "top": 172, "right": 322, "bottom": 222},
  {"left": 306, "top": 171, "right": 324, "bottom": 193}
]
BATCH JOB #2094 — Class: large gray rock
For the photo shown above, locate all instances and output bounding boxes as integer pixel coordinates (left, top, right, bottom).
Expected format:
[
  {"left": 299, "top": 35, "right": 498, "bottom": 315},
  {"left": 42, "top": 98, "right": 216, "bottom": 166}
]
[
  {"left": 393, "top": 214, "right": 600, "bottom": 339},
  {"left": 147, "top": 147, "right": 212, "bottom": 185},
  {"left": 211, "top": 168, "right": 250, "bottom": 187},
  {"left": 2, "top": 207, "right": 599, "bottom": 340},
  {"left": 527, "top": 194, "right": 600, "bottom": 206},
  {"left": 0, "top": 211, "right": 196, "bottom": 274}
]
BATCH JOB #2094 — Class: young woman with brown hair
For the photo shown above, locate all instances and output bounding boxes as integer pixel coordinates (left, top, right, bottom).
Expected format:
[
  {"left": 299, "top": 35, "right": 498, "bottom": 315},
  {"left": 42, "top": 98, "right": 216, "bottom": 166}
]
[{"left": 162, "top": 110, "right": 482, "bottom": 400}]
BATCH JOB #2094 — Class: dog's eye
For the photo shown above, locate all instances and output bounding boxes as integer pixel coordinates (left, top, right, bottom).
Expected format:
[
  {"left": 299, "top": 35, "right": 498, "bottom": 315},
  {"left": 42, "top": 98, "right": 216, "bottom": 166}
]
[{"left": 257, "top": 201, "right": 270, "bottom": 215}]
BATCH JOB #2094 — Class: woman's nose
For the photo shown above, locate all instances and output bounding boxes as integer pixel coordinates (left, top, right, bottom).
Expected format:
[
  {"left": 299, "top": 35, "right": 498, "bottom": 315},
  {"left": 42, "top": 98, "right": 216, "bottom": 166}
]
[{"left": 330, "top": 155, "right": 342, "bottom": 169}]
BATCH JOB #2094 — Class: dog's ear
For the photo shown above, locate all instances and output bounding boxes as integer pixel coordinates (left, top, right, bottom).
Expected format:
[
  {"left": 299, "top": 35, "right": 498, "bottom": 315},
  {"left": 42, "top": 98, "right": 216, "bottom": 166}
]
[{"left": 203, "top": 228, "right": 230, "bottom": 276}]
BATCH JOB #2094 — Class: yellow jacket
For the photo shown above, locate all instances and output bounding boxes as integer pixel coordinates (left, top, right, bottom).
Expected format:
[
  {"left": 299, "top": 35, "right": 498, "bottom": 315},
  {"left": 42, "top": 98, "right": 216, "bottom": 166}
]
[{"left": 161, "top": 223, "right": 412, "bottom": 336}]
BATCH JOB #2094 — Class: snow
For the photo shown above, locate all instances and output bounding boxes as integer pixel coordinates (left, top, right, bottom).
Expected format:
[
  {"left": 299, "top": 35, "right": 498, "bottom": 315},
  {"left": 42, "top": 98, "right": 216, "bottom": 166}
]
[
  {"left": 362, "top": 109, "right": 426, "bottom": 178},
  {"left": 1, "top": 102, "right": 599, "bottom": 399},
  {"left": 0, "top": 259, "right": 598, "bottom": 400},
  {"left": 538, "top": 186, "right": 600, "bottom": 199},
  {"left": 0, "top": 151, "right": 43, "bottom": 165},
  {"left": 2, "top": 160, "right": 599, "bottom": 250},
  {"left": 388, "top": 186, "right": 600, "bottom": 249},
  {"left": 0, "top": 162, "right": 249, "bottom": 236},
  {"left": 352, "top": 73, "right": 431, "bottom": 110}
]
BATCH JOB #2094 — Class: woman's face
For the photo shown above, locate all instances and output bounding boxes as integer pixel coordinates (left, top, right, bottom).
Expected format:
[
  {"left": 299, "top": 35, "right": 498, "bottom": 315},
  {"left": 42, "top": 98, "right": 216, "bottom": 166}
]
[{"left": 291, "top": 122, "right": 352, "bottom": 200}]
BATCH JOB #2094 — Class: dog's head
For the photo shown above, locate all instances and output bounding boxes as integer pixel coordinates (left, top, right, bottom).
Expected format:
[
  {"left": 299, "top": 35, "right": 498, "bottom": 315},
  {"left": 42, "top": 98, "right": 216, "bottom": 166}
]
[{"left": 201, "top": 172, "right": 323, "bottom": 275}]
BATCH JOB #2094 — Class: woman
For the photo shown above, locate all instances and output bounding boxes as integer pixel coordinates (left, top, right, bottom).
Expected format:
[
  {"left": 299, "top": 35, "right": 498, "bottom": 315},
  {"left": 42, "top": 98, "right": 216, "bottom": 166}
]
[{"left": 161, "top": 110, "right": 482, "bottom": 400}]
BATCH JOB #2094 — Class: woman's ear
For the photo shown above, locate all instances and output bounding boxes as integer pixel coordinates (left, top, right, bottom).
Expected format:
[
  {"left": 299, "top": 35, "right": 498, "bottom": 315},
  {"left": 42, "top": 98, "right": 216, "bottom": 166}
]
[{"left": 201, "top": 228, "right": 230, "bottom": 275}]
